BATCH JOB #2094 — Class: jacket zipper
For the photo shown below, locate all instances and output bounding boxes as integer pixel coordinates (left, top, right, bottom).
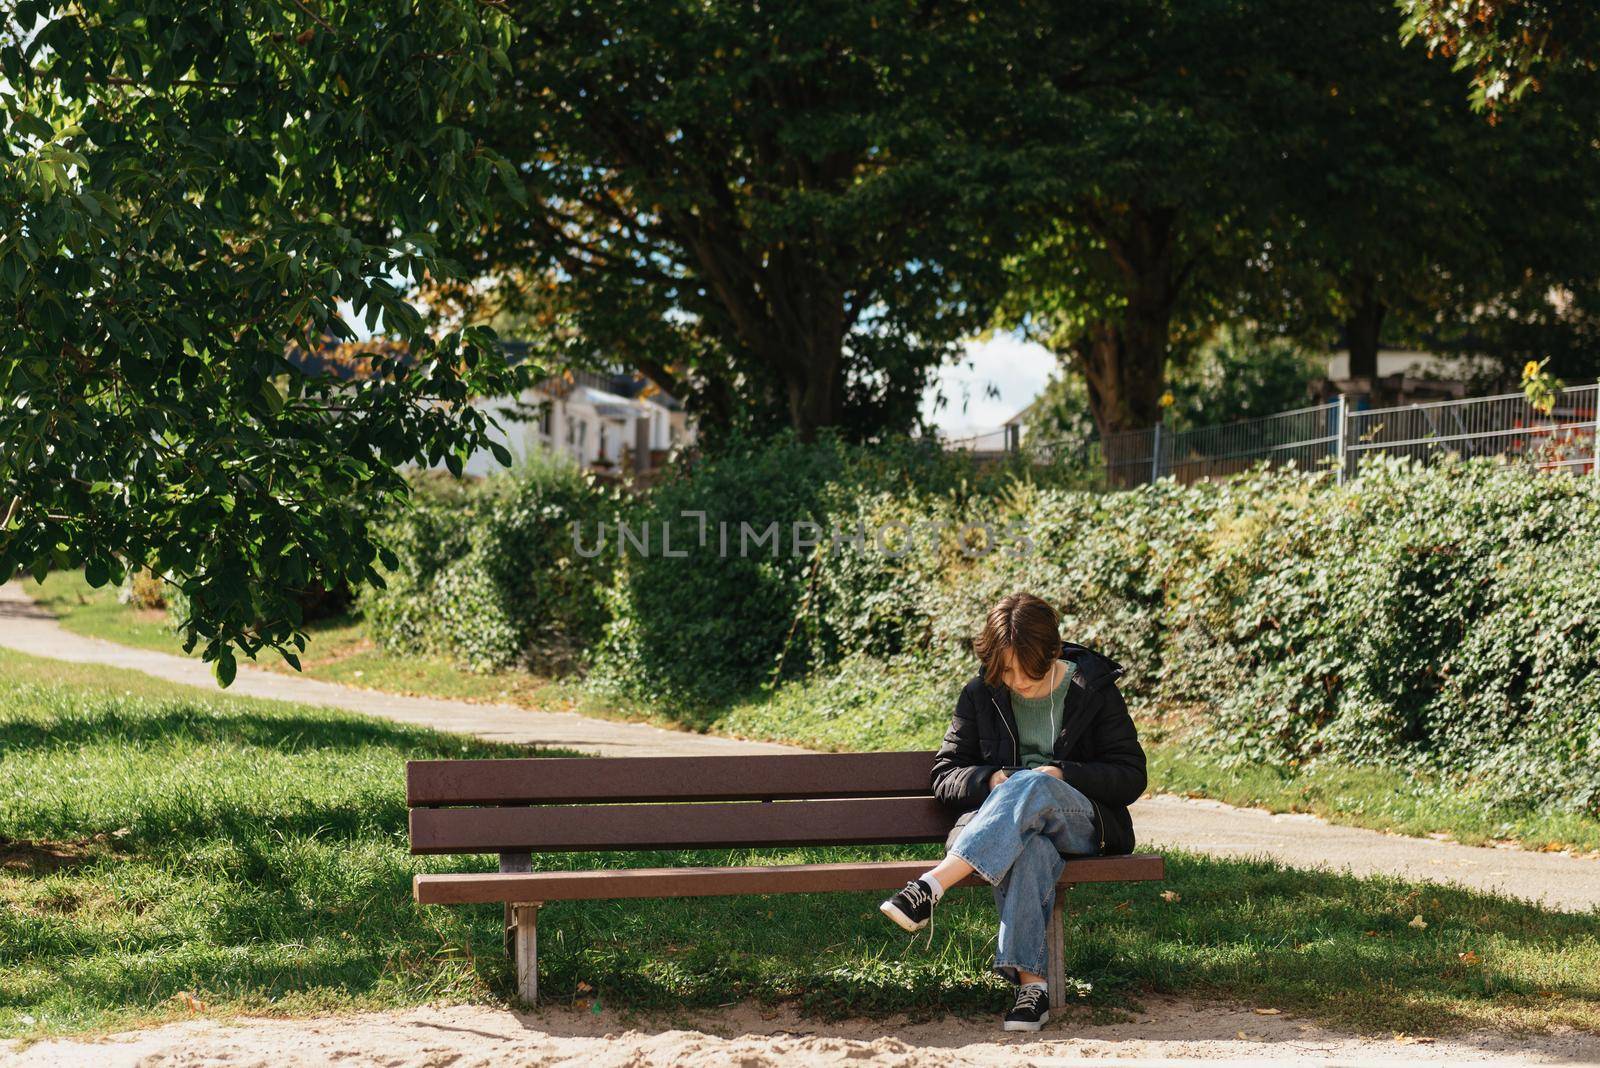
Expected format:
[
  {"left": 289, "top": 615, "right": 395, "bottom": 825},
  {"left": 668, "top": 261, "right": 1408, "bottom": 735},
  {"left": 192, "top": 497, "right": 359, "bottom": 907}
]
[{"left": 1089, "top": 797, "right": 1106, "bottom": 853}]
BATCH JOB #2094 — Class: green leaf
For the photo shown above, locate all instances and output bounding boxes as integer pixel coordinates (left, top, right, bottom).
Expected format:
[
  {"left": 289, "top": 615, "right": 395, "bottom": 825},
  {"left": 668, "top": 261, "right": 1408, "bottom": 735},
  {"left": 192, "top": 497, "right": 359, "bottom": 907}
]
[
  {"left": 259, "top": 378, "right": 284, "bottom": 415},
  {"left": 214, "top": 650, "right": 238, "bottom": 688},
  {"left": 10, "top": 110, "right": 54, "bottom": 141}
]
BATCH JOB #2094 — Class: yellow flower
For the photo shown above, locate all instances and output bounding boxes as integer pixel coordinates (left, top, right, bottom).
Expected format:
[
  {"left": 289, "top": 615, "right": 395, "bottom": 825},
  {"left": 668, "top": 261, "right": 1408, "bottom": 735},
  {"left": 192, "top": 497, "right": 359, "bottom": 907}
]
[
  {"left": 1159, "top": 390, "right": 1175, "bottom": 408},
  {"left": 1523, "top": 360, "right": 1541, "bottom": 381}
]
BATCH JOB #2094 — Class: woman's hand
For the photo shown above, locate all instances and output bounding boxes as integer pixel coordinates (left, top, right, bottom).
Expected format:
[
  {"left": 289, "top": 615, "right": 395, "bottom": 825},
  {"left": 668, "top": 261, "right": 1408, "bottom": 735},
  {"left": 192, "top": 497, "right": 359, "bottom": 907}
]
[
  {"left": 1037, "top": 765, "right": 1064, "bottom": 780},
  {"left": 988, "top": 769, "right": 1010, "bottom": 789}
]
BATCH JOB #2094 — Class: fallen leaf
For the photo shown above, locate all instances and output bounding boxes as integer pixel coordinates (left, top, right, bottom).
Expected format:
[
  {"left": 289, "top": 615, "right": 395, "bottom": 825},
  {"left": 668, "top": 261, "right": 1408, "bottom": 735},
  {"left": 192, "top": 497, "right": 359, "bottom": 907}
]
[
  {"left": 1159, "top": 890, "right": 1181, "bottom": 903},
  {"left": 1113, "top": 900, "right": 1132, "bottom": 912},
  {"left": 1408, "top": 914, "right": 1428, "bottom": 929},
  {"left": 171, "top": 991, "right": 207, "bottom": 1012},
  {"left": 1458, "top": 950, "right": 1482, "bottom": 966},
  {"left": 1253, "top": 1007, "right": 1281, "bottom": 1015},
  {"left": 576, "top": 980, "right": 593, "bottom": 993},
  {"left": 1394, "top": 1032, "right": 1436, "bottom": 1044},
  {"left": 1236, "top": 1030, "right": 1263, "bottom": 1041}
]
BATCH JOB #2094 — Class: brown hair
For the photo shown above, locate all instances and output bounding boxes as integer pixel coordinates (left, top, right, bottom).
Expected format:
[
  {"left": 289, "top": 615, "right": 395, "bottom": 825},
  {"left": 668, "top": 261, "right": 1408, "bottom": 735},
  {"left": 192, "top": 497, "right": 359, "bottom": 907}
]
[{"left": 972, "top": 592, "right": 1061, "bottom": 687}]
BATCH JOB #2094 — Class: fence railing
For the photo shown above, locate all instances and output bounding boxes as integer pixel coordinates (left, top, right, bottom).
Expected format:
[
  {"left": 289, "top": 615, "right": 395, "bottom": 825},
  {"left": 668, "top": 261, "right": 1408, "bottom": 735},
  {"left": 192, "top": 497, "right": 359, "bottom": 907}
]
[
  {"left": 1344, "top": 385, "right": 1598, "bottom": 479},
  {"left": 969, "top": 383, "right": 1600, "bottom": 488}
]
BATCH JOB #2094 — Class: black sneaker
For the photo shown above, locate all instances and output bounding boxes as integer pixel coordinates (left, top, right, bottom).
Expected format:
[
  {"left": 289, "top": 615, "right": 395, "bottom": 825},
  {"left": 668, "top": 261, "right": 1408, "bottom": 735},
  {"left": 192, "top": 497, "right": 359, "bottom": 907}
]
[
  {"left": 1003, "top": 984, "right": 1050, "bottom": 1031},
  {"left": 878, "top": 878, "right": 935, "bottom": 932}
]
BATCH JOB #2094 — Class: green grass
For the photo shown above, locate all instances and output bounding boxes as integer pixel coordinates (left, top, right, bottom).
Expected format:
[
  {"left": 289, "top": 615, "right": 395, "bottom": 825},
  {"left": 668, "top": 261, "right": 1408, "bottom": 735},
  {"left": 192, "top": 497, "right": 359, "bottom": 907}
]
[
  {"left": 24, "top": 571, "right": 1600, "bottom": 855},
  {"left": 1, "top": 648, "right": 1597, "bottom": 1040}
]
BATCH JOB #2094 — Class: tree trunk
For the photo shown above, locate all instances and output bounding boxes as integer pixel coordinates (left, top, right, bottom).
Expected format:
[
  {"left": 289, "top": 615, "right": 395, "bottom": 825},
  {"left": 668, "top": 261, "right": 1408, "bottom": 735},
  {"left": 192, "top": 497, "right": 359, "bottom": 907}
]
[
  {"left": 778, "top": 282, "right": 848, "bottom": 442},
  {"left": 1074, "top": 320, "right": 1167, "bottom": 440},
  {"left": 1073, "top": 205, "right": 1181, "bottom": 440},
  {"left": 1344, "top": 276, "right": 1385, "bottom": 381},
  {"left": 786, "top": 365, "right": 840, "bottom": 443}
]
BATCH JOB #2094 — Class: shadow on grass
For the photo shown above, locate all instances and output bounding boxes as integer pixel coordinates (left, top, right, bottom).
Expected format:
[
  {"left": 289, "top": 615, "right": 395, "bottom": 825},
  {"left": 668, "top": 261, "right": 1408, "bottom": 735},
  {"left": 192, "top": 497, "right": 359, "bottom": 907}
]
[
  {"left": 11, "top": 840, "right": 1598, "bottom": 1041},
  {"left": 0, "top": 702, "right": 540, "bottom": 759}
]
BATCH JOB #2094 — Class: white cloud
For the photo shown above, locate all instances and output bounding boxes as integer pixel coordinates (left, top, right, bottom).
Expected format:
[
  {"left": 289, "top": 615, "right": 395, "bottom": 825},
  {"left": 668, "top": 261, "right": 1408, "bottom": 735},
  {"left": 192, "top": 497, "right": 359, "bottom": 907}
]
[{"left": 920, "top": 333, "right": 1058, "bottom": 437}]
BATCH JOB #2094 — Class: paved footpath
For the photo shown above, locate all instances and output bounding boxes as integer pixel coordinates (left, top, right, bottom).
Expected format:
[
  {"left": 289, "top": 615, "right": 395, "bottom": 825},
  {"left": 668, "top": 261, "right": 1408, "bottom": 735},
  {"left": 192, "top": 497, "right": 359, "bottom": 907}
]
[
  {"left": 3, "top": 580, "right": 1598, "bottom": 912},
  {"left": 0, "top": 581, "right": 802, "bottom": 758}
]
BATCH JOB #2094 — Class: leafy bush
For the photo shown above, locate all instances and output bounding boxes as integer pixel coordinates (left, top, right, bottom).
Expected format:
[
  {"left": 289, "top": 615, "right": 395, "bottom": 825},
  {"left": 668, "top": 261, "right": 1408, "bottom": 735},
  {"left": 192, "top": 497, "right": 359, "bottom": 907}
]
[
  {"left": 360, "top": 451, "right": 622, "bottom": 673},
  {"left": 585, "top": 429, "right": 1044, "bottom": 708},
  {"left": 120, "top": 568, "right": 168, "bottom": 610},
  {"left": 355, "top": 424, "right": 1600, "bottom": 816},
  {"left": 791, "top": 453, "right": 1600, "bottom": 814},
  {"left": 1174, "top": 456, "right": 1600, "bottom": 813}
]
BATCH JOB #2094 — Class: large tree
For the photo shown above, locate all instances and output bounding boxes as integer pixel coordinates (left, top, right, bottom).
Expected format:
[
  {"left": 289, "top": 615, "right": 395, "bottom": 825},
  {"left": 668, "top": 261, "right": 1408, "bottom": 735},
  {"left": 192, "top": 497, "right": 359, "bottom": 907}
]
[
  {"left": 1270, "top": 1, "right": 1600, "bottom": 384},
  {"left": 1, "top": 2, "right": 527, "bottom": 681},
  {"left": 993, "top": 0, "right": 1318, "bottom": 437},
  {"left": 999, "top": 0, "right": 1600, "bottom": 435},
  {"left": 425, "top": 1, "right": 1047, "bottom": 444}
]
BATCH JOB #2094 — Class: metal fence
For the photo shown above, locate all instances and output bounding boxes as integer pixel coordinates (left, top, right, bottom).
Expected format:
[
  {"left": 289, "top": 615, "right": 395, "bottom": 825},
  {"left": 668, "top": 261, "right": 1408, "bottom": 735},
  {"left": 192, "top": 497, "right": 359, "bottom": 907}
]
[
  {"left": 1099, "top": 400, "right": 1344, "bottom": 487},
  {"left": 1344, "top": 385, "right": 1599, "bottom": 479},
  {"left": 991, "top": 383, "right": 1600, "bottom": 488}
]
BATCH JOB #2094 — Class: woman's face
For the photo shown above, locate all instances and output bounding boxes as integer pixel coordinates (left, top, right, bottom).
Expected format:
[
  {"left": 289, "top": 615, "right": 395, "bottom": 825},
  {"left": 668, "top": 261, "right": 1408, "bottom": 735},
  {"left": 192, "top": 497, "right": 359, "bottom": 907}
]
[{"left": 998, "top": 648, "right": 1051, "bottom": 693}]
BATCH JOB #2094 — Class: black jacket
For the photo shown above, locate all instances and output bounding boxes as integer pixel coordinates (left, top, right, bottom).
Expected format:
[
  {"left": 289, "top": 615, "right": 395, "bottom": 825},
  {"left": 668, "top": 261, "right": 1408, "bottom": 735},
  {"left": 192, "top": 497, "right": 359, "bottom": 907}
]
[{"left": 929, "top": 640, "right": 1147, "bottom": 856}]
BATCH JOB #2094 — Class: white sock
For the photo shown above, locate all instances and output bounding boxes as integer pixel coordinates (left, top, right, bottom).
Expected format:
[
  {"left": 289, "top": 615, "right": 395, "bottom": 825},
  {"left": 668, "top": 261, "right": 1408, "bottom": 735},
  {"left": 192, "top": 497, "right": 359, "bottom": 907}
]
[
  {"left": 917, "top": 872, "right": 945, "bottom": 903},
  {"left": 1021, "top": 980, "right": 1048, "bottom": 991}
]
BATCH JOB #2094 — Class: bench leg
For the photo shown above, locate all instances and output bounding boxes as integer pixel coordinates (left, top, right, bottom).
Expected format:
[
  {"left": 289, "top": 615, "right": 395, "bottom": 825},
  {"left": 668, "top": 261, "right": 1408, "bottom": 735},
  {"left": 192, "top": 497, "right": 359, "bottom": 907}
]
[
  {"left": 500, "top": 852, "right": 532, "bottom": 958},
  {"left": 513, "top": 902, "right": 541, "bottom": 1005},
  {"left": 1046, "top": 883, "right": 1069, "bottom": 1010}
]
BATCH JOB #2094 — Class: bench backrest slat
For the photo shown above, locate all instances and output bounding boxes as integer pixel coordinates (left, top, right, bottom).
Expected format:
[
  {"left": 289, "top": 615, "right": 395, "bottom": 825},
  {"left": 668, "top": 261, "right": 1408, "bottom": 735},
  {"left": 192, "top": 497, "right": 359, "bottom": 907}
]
[
  {"left": 409, "top": 796, "right": 955, "bottom": 854},
  {"left": 406, "top": 751, "right": 936, "bottom": 807}
]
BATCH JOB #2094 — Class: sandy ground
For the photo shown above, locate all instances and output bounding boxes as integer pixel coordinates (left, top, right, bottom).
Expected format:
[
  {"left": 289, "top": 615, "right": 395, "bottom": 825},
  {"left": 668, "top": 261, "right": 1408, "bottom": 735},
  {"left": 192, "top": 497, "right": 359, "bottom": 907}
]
[{"left": 5, "top": 996, "right": 1597, "bottom": 1068}]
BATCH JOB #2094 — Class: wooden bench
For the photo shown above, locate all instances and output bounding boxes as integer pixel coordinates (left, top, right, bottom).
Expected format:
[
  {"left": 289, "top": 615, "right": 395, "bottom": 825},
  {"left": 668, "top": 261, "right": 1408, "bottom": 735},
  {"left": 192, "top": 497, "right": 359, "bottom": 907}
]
[{"left": 409, "top": 750, "right": 1164, "bottom": 1009}]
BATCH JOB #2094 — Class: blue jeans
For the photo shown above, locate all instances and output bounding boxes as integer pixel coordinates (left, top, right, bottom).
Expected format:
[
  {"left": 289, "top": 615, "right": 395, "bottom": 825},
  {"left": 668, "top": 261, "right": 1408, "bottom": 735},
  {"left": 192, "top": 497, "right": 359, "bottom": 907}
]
[{"left": 946, "top": 769, "right": 1099, "bottom": 985}]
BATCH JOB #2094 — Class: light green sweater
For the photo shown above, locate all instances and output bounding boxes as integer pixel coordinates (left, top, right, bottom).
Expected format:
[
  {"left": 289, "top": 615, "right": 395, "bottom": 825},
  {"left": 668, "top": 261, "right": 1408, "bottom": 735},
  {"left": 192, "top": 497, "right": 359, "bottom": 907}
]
[{"left": 1007, "top": 659, "right": 1075, "bottom": 769}]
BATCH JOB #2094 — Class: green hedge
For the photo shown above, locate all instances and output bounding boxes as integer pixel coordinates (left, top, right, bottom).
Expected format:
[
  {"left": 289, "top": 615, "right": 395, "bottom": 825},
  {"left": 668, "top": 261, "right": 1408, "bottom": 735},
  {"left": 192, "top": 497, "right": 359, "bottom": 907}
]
[
  {"left": 361, "top": 434, "right": 1600, "bottom": 815},
  {"left": 360, "top": 453, "right": 623, "bottom": 673},
  {"left": 584, "top": 429, "right": 1071, "bottom": 706},
  {"left": 794, "top": 454, "right": 1600, "bottom": 814}
]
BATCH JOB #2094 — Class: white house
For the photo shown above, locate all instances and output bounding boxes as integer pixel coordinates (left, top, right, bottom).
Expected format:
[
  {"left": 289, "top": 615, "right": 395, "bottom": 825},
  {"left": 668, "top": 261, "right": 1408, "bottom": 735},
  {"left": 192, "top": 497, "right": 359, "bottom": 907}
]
[{"left": 467, "top": 366, "right": 693, "bottom": 478}]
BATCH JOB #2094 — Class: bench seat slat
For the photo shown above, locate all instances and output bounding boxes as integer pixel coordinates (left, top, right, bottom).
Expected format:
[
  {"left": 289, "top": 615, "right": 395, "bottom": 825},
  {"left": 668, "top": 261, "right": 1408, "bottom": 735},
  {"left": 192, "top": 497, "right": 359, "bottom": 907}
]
[
  {"left": 407, "top": 751, "right": 938, "bottom": 807},
  {"left": 410, "top": 796, "right": 958, "bottom": 854},
  {"left": 414, "top": 855, "right": 1166, "bottom": 904}
]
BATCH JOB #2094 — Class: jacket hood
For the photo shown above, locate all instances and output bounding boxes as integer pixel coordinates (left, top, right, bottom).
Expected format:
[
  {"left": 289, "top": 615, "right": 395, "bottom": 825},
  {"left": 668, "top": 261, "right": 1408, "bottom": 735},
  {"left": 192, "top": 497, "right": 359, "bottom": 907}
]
[
  {"left": 979, "top": 639, "right": 1126, "bottom": 697},
  {"left": 1060, "top": 640, "right": 1126, "bottom": 693}
]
